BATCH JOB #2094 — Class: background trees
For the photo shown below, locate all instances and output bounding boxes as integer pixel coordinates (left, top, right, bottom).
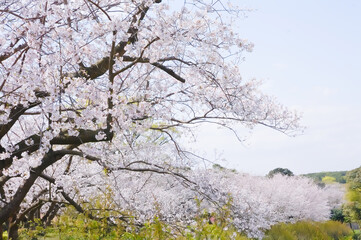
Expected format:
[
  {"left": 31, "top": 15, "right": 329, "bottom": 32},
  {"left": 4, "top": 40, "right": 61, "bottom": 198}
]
[
  {"left": 303, "top": 171, "right": 347, "bottom": 184},
  {"left": 344, "top": 166, "right": 361, "bottom": 222},
  {"left": 0, "top": 0, "right": 302, "bottom": 238},
  {"left": 267, "top": 167, "right": 294, "bottom": 178},
  {"left": 18, "top": 167, "right": 347, "bottom": 239}
]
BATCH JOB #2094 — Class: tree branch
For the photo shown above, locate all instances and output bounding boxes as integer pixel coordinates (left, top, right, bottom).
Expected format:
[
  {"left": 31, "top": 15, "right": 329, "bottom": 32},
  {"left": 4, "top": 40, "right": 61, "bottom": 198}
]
[
  {"left": 0, "top": 43, "right": 28, "bottom": 63},
  {"left": 0, "top": 149, "right": 67, "bottom": 224},
  {"left": 0, "top": 128, "right": 113, "bottom": 170},
  {"left": 58, "top": 150, "right": 196, "bottom": 185},
  {"left": 0, "top": 90, "right": 49, "bottom": 140},
  {"left": 121, "top": 56, "right": 186, "bottom": 83},
  {"left": 72, "top": 1, "right": 161, "bottom": 80}
]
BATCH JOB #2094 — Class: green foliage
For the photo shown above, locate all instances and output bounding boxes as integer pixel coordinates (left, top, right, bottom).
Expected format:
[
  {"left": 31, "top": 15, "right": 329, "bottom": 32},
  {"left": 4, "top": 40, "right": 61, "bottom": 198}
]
[
  {"left": 18, "top": 194, "right": 248, "bottom": 240},
  {"left": 2, "top": 231, "right": 8, "bottom": 240},
  {"left": 18, "top": 211, "right": 249, "bottom": 240},
  {"left": 19, "top": 187, "right": 129, "bottom": 240},
  {"left": 353, "top": 230, "right": 361, "bottom": 240},
  {"left": 343, "top": 202, "right": 361, "bottom": 223},
  {"left": 346, "top": 167, "right": 361, "bottom": 184},
  {"left": 212, "top": 164, "right": 237, "bottom": 173},
  {"left": 331, "top": 208, "right": 346, "bottom": 222},
  {"left": 322, "top": 176, "right": 337, "bottom": 184},
  {"left": 184, "top": 198, "right": 247, "bottom": 240},
  {"left": 19, "top": 218, "right": 46, "bottom": 239},
  {"left": 120, "top": 217, "right": 174, "bottom": 240},
  {"left": 303, "top": 171, "right": 347, "bottom": 184},
  {"left": 344, "top": 166, "right": 361, "bottom": 222},
  {"left": 347, "top": 190, "right": 361, "bottom": 203},
  {"left": 212, "top": 164, "right": 226, "bottom": 170},
  {"left": 17, "top": 216, "right": 359, "bottom": 240},
  {"left": 346, "top": 166, "right": 361, "bottom": 193},
  {"left": 19, "top": 210, "right": 124, "bottom": 240},
  {"left": 264, "top": 224, "right": 298, "bottom": 240},
  {"left": 319, "top": 221, "right": 353, "bottom": 239},
  {"left": 264, "top": 221, "right": 352, "bottom": 240},
  {"left": 267, "top": 168, "right": 294, "bottom": 178}
]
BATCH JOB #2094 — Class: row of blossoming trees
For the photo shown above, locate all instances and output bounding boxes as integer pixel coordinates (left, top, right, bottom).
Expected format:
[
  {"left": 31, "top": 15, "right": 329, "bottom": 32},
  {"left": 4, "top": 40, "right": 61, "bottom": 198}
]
[{"left": 0, "top": 0, "right": 342, "bottom": 239}]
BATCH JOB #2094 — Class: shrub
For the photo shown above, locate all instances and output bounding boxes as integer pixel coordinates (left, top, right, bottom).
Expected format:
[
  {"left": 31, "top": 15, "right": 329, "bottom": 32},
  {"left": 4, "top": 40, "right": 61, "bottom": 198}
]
[
  {"left": 18, "top": 204, "right": 248, "bottom": 240},
  {"left": 331, "top": 208, "right": 346, "bottom": 222},
  {"left": 264, "top": 221, "right": 352, "bottom": 240},
  {"left": 319, "top": 221, "right": 351, "bottom": 239},
  {"left": 263, "top": 223, "right": 297, "bottom": 240},
  {"left": 353, "top": 231, "right": 361, "bottom": 240}
]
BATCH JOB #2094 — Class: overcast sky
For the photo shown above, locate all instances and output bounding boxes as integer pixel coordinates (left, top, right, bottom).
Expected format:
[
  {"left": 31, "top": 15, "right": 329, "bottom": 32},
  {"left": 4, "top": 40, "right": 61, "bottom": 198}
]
[{"left": 187, "top": 0, "right": 361, "bottom": 175}]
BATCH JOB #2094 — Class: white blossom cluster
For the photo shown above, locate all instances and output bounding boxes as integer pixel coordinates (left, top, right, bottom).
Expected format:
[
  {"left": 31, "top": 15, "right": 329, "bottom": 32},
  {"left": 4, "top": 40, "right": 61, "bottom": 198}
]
[{"left": 107, "top": 169, "right": 344, "bottom": 238}]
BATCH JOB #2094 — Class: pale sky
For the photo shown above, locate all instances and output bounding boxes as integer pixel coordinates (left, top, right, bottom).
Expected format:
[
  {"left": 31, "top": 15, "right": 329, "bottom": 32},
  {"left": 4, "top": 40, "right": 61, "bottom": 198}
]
[{"left": 187, "top": 0, "right": 361, "bottom": 175}]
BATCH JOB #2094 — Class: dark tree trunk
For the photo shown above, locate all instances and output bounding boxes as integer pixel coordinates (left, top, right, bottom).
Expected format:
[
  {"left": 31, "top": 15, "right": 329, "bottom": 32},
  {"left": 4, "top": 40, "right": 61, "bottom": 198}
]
[
  {"left": 45, "top": 204, "right": 60, "bottom": 227},
  {"left": 7, "top": 218, "right": 19, "bottom": 240},
  {"left": 42, "top": 202, "right": 60, "bottom": 227},
  {"left": 0, "top": 171, "right": 39, "bottom": 225},
  {"left": 0, "top": 151, "right": 64, "bottom": 225},
  {"left": 0, "top": 224, "right": 3, "bottom": 240}
]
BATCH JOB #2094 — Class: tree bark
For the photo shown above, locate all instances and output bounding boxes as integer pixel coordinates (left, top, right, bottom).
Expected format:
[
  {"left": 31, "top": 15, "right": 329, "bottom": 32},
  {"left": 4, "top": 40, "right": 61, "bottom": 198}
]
[
  {"left": 42, "top": 202, "right": 61, "bottom": 227},
  {"left": 0, "top": 224, "right": 3, "bottom": 240},
  {"left": 7, "top": 217, "right": 19, "bottom": 240},
  {"left": 0, "top": 150, "right": 65, "bottom": 225}
]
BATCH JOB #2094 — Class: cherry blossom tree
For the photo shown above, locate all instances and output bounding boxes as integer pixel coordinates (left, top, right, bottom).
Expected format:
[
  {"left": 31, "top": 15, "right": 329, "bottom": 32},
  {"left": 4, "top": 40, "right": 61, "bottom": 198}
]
[
  {"left": 0, "top": 0, "right": 301, "bottom": 238},
  {"left": 94, "top": 169, "right": 343, "bottom": 238}
]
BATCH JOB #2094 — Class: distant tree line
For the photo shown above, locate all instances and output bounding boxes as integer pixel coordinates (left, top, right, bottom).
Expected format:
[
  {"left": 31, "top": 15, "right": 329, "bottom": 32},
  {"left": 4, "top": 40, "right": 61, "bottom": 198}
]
[{"left": 303, "top": 171, "right": 347, "bottom": 184}]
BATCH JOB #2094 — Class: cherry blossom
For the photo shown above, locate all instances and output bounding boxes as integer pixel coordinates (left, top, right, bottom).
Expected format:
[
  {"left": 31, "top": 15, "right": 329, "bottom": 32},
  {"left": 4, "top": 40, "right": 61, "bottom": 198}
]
[{"left": 0, "top": 0, "right": 303, "bottom": 238}]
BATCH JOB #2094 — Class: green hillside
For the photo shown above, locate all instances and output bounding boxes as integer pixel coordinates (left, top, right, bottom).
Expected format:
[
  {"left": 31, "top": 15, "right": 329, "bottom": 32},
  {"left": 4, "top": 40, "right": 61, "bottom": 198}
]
[{"left": 303, "top": 171, "right": 347, "bottom": 183}]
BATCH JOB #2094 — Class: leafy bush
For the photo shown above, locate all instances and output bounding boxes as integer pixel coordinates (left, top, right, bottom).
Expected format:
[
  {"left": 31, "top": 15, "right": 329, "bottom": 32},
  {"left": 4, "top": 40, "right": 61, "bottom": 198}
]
[
  {"left": 331, "top": 208, "right": 346, "bottom": 222},
  {"left": 264, "top": 221, "right": 352, "bottom": 240},
  {"left": 353, "top": 231, "right": 361, "bottom": 240},
  {"left": 18, "top": 216, "right": 357, "bottom": 240},
  {"left": 319, "top": 221, "right": 352, "bottom": 239},
  {"left": 16, "top": 192, "right": 353, "bottom": 240},
  {"left": 18, "top": 204, "right": 249, "bottom": 240},
  {"left": 263, "top": 223, "right": 297, "bottom": 240},
  {"left": 2, "top": 231, "right": 8, "bottom": 240}
]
